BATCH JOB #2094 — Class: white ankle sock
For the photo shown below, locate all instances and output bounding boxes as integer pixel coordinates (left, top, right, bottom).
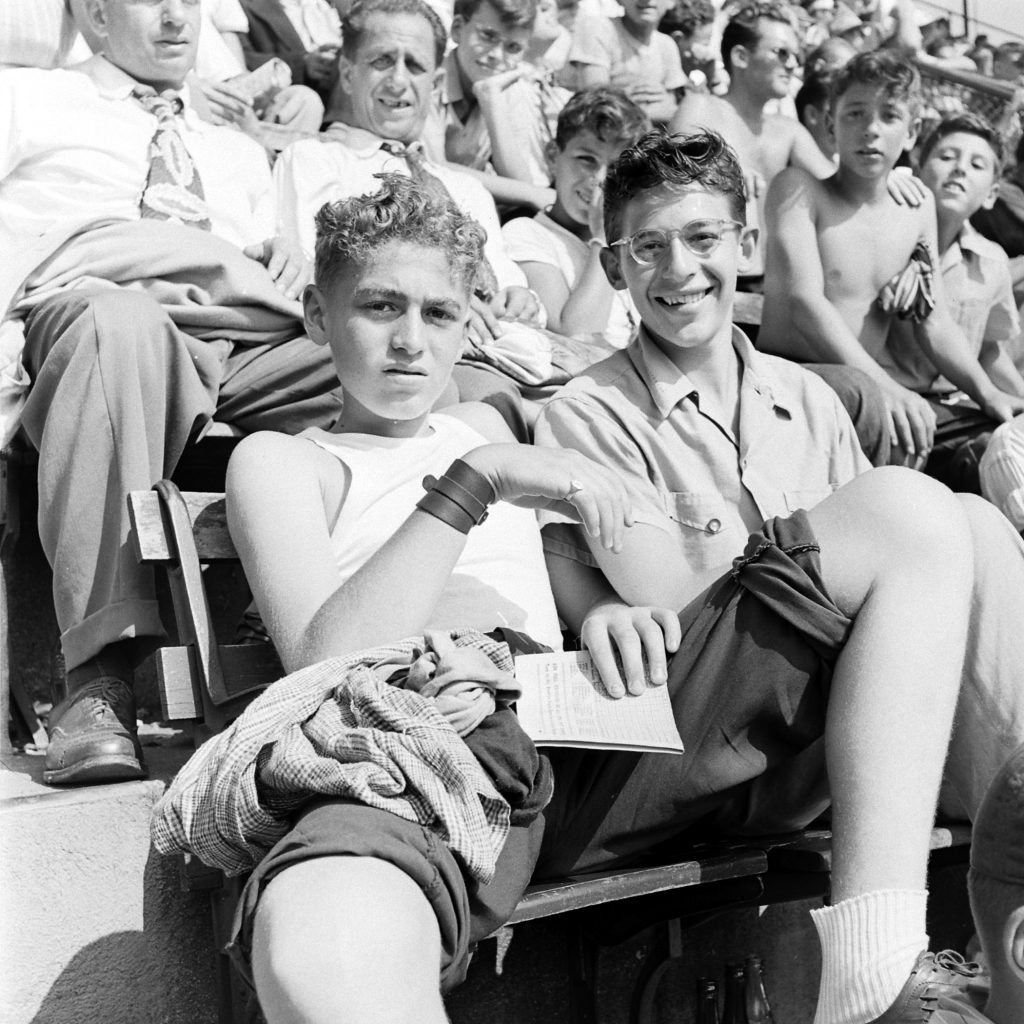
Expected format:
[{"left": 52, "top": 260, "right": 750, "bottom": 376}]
[{"left": 811, "top": 889, "right": 928, "bottom": 1024}]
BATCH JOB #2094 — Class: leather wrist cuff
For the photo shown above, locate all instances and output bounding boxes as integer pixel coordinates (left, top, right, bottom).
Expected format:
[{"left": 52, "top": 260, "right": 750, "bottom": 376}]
[{"left": 415, "top": 459, "right": 495, "bottom": 534}]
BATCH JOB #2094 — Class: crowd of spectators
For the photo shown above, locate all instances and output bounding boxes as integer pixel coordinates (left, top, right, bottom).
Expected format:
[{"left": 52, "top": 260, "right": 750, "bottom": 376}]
[{"left": 4, "top": 1, "right": 1024, "bottom": 1023}]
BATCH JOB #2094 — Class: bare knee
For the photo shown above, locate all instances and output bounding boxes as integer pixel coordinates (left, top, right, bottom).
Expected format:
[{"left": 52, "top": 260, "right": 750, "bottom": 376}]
[
  {"left": 253, "top": 856, "right": 446, "bottom": 1024},
  {"left": 809, "top": 467, "right": 973, "bottom": 613}
]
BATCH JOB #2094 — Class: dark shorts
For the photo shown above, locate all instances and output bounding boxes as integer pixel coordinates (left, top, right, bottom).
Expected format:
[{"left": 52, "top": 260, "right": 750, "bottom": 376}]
[
  {"left": 228, "top": 510, "right": 851, "bottom": 988},
  {"left": 924, "top": 397, "right": 997, "bottom": 496}
]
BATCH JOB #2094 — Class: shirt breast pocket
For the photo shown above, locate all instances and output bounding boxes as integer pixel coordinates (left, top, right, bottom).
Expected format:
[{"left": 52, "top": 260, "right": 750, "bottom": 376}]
[{"left": 665, "top": 491, "right": 736, "bottom": 574}]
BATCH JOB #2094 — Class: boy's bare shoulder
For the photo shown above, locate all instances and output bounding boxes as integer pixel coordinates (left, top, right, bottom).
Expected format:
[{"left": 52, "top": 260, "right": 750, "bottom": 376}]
[
  {"left": 442, "top": 402, "right": 517, "bottom": 443},
  {"left": 228, "top": 430, "right": 338, "bottom": 490},
  {"left": 670, "top": 90, "right": 730, "bottom": 131},
  {"left": 766, "top": 163, "right": 827, "bottom": 207}
]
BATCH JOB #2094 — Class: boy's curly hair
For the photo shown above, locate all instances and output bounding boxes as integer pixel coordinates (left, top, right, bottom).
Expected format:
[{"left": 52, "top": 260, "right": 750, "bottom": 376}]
[
  {"left": 603, "top": 130, "right": 747, "bottom": 244},
  {"left": 830, "top": 48, "right": 922, "bottom": 119},
  {"left": 314, "top": 174, "right": 486, "bottom": 292},
  {"left": 917, "top": 111, "right": 1005, "bottom": 177},
  {"left": 554, "top": 87, "right": 650, "bottom": 151}
]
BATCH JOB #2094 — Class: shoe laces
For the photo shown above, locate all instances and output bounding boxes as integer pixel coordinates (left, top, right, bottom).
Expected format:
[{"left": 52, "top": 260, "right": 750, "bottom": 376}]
[
  {"left": 911, "top": 950, "right": 982, "bottom": 1017},
  {"left": 74, "top": 679, "right": 132, "bottom": 722},
  {"left": 931, "top": 950, "right": 981, "bottom": 979}
]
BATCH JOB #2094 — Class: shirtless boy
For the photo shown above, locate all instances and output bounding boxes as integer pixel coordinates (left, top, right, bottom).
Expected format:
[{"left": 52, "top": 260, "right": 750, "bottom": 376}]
[
  {"left": 669, "top": 0, "right": 834, "bottom": 275},
  {"left": 758, "top": 49, "right": 1024, "bottom": 466}
]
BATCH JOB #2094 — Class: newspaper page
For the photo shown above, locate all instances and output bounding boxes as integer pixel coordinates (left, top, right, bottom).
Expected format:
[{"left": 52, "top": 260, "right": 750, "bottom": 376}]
[{"left": 514, "top": 650, "right": 684, "bottom": 754}]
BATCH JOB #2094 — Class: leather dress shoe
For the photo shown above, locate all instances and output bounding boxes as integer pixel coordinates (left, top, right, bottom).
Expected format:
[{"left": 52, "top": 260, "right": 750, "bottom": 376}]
[
  {"left": 869, "top": 950, "right": 981, "bottom": 1023},
  {"left": 43, "top": 677, "right": 147, "bottom": 785}
]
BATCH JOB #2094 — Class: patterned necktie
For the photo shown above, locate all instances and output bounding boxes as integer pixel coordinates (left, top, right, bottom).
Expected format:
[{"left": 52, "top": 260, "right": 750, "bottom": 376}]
[
  {"left": 380, "top": 138, "right": 433, "bottom": 182},
  {"left": 133, "top": 88, "right": 212, "bottom": 231}
]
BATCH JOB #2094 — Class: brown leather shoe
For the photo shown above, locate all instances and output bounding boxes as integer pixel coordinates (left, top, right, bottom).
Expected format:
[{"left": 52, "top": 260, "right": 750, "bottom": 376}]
[
  {"left": 868, "top": 950, "right": 982, "bottom": 1023},
  {"left": 43, "top": 677, "right": 147, "bottom": 785}
]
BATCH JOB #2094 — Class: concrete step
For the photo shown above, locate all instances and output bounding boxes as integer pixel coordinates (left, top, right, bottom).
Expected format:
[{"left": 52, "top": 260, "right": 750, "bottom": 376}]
[
  {"left": 0, "top": 748, "right": 217, "bottom": 1024},
  {"left": 1, "top": 745, "right": 976, "bottom": 1024}
]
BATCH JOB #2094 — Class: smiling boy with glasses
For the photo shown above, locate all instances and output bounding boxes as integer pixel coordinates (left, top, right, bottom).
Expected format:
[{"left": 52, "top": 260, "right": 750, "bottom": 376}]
[{"left": 534, "top": 128, "right": 1024, "bottom": 1024}]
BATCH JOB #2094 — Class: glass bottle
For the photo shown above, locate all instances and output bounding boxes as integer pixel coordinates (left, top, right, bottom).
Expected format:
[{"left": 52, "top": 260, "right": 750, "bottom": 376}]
[
  {"left": 696, "top": 977, "right": 722, "bottom": 1024},
  {"left": 722, "top": 960, "right": 747, "bottom": 1024},
  {"left": 744, "top": 955, "right": 775, "bottom": 1024}
]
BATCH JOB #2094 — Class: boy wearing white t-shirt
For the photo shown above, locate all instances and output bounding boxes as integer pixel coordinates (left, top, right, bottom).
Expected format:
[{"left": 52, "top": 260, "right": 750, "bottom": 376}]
[
  {"left": 502, "top": 87, "right": 647, "bottom": 347},
  {"left": 568, "top": 0, "right": 686, "bottom": 123}
]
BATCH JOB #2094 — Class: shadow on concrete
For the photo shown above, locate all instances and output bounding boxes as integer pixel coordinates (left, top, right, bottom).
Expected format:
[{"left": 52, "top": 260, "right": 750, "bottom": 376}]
[{"left": 28, "top": 848, "right": 218, "bottom": 1024}]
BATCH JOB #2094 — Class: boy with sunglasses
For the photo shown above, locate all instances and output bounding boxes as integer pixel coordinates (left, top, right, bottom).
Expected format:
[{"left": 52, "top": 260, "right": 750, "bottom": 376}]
[{"left": 534, "top": 128, "right": 1024, "bottom": 1024}]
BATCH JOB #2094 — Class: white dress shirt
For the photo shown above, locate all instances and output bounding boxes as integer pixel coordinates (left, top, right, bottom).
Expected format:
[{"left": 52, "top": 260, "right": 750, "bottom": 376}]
[{"left": 0, "top": 55, "right": 276, "bottom": 442}]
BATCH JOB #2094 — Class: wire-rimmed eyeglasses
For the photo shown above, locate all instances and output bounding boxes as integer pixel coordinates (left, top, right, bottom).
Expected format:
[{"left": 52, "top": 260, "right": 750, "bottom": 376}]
[{"left": 608, "top": 219, "right": 745, "bottom": 265}]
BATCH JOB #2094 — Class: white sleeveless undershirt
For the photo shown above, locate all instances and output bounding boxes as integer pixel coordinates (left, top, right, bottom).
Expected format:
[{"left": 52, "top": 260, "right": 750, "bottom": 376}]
[{"left": 300, "top": 414, "right": 563, "bottom": 652}]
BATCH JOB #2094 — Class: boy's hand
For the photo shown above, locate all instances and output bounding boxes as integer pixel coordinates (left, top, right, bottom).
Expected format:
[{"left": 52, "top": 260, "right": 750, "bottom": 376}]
[
  {"left": 625, "top": 83, "right": 667, "bottom": 107},
  {"left": 886, "top": 167, "right": 927, "bottom": 207},
  {"left": 462, "top": 443, "right": 634, "bottom": 552},
  {"left": 197, "top": 79, "right": 252, "bottom": 125},
  {"left": 492, "top": 285, "right": 542, "bottom": 324},
  {"left": 471, "top": 66, "right": 532, "bottom": 109},
  {"left": 464, "top": 288, "right": 543, "bottom": 349},
  {"left": 744, "top": 167, "right": 766, "bottom": 199},
  {"left": 243, "top": 236, "right": 311, "bottom": 300},
  {"left": 581, "top": 599, "right": 681, "bottom": 698},
  {"left": 303, "top": 44, "right": 338, "bottom": 86},
  {"left": 586, "top": 184, "right": 606, "bottom": 244},
  {"left": 881, "top": 379, "right": 936, "bottom": 467},
  {"left": 981, "top": 389, "right": 1024, "bottom": 425}
]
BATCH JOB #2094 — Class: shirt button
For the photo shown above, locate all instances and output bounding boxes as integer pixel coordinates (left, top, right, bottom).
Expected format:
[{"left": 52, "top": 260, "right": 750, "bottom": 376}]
[{"left": 706, "top": 518, "right": 722, "bottom": 534}]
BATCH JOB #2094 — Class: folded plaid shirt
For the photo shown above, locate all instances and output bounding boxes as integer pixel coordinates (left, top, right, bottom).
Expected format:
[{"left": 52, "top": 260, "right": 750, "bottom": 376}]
[{"left": 151, "top": 630, "right": 517, "bottom": 884}]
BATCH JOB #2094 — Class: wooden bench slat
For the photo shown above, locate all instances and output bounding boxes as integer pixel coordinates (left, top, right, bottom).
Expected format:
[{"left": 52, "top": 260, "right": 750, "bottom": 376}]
[
  {"left": 139, "top": 643, "right": 283, "bottom": 720},
  {"left": 507, "top": 849, "right": 767, "bottom": 925},
  {"left": 129, "top": 490, "right": 237, "bottom": 562},
  {"left": 767, "top": 824, "right": 972, "bottom": 874}
]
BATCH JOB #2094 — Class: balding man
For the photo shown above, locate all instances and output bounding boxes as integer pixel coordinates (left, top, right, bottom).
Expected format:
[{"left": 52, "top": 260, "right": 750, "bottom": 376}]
[{"left": 1, "top": 0, "right": 343, "bottom": 785}]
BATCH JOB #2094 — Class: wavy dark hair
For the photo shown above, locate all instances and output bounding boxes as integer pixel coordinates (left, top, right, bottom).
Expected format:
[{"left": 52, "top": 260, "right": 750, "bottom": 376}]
[
  {"left": 720, "top": 1, "right": 796, "bottom": 73},
  {"left": 603, "top": 130, "right": 747, "bottom": 243},
  {"left": 830, "top": 48, "right": 922, "bottom": 118},
  {"left": 917, "top": 111, "right": 1005, "bottom": 176},
  {"left": 554, "top": 87, "right": 650, "bottom": 151},
  {"left": 314, "top": 174, "right": 486, "bottom": 292},
  {"left": 454, "top": 0, "right": 537, "bottom": 30}
]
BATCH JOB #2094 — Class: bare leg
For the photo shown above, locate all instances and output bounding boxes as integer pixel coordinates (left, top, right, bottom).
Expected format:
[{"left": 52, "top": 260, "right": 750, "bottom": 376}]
[
  {"left": 805, "top": 468, "right": 973, "bottom": 1024},
  {"left": 807, "top": 466, "right": 971, "bottom": 899},
  {"left": 940, "top": 494, "right": 1024, "bottom": 818},
  {"left": 252, "top": 856, "right": 450, "bottom": 1024}
]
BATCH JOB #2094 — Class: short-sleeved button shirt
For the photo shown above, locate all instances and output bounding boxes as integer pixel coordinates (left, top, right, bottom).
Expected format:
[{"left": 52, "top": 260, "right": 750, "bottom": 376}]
[
  {"left": 533, "top": 326, "right": 869, "bottom": 597},
  {"left": 882, "top": 223, "right": 1021, "bottom": 394}
]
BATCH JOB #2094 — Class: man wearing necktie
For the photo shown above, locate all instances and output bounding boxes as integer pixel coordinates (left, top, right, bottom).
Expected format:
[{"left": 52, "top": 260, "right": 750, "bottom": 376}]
[{"left": 0, "top": 0, "right": 344, "bottom": 785}]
